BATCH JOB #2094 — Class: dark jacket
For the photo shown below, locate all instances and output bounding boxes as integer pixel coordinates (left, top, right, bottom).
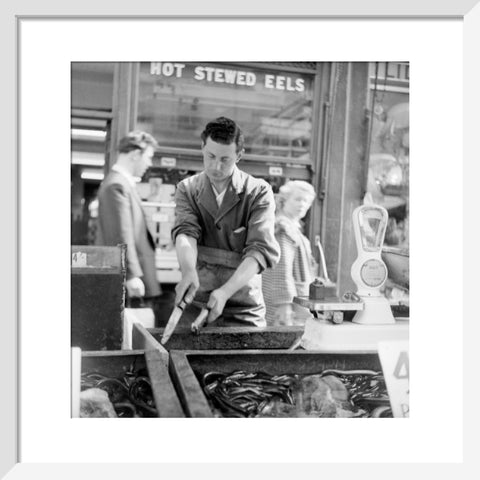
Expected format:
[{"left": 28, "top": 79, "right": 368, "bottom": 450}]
[
  {"left": 97, "top": 170, "right": 160, "bottom": 297},
  {"left": 171, "top": 167, "right": 280, "bottom": 325}
]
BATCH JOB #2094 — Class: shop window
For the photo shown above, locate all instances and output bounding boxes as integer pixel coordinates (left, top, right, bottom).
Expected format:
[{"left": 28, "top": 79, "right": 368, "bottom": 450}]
[
  {"left": 366, "top": 62, "right": 409, "bottom": 249},
  {"left": 136, "top": 62, "right": 314, "bottom": 162}
]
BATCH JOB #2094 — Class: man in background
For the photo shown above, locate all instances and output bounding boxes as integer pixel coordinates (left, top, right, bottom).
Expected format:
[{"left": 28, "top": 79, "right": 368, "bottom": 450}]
[{"left": 97, "top": 131, "right": 161, "bottom": 301}]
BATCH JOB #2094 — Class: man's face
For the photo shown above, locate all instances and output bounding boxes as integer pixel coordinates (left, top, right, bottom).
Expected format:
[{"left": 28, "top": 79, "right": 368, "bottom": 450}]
[
  {"left": 133, "top": 145, "right": 154, "bottom": 178},
  {"left": 202, "top": 137, "right": 241, "bottom": 184}
]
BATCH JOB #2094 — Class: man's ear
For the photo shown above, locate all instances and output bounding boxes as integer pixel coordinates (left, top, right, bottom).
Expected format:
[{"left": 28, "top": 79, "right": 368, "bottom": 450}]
[{"left": 236, "top": 148, "right": 244, "bottom": 163}]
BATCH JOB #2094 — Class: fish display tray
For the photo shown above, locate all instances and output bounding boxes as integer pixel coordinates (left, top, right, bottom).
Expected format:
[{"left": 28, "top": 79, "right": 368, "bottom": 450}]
[
  {"left": 168, "top": 350, "right": 382, "bottom": 417},
  {"left": 81, "top": 349, "right": 184, "bottom": 417},
  {"left": 132, "top": 323, "right": 304, "bottom": 352}
]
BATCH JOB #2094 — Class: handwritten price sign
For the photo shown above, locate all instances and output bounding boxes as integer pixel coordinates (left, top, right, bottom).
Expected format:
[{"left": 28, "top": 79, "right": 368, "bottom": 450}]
[{"left": 378, "top": 341, "right": 409, "bottom": 418}]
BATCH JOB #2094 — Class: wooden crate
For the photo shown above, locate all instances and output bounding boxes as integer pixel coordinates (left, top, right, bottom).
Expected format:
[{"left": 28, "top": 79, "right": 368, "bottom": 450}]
[
  {"left": 169, "top": 350, "right": 382, "bottom": 417},
  {"left": 81, "top": 349, "right": 184, "bottom": 417},
  {"left": 71, "top": 245, "right": 126, "bottom": 350},
  {"left": 132, "top": 324, "right": 304, "bottom": 352}
]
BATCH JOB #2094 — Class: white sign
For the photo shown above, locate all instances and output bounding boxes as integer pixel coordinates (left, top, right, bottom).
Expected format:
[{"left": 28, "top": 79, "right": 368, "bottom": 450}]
[
  {"left": 160, "top": 157, "right": 177, "bottom": 168},
  {"left": 378, "top": 341, "right": 409, "bottom": 418},
  {"left": 152, "top": 213, "right": 169, "bottom": 223},
  {"left": 71, "top": 252, "right": 87, "bottom": 268},
  {"left": 149, "top": 62, "right": 307, "bottom": 93},
  {"left": 268, "top": 166, "right": 283, "bottom": 176}
]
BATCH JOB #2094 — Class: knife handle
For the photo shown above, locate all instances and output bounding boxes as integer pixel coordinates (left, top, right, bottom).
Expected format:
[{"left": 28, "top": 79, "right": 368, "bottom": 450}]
[
  {"left": 191, "top": 308, "right": 210, "bottom": 334},
  {"left": 177, "top": 299, "right": 187, "bottom": 311}
]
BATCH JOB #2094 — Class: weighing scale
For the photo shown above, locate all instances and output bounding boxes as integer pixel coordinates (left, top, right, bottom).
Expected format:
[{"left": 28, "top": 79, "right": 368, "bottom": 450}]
[
  {"left": 294, "top": 202, "right": 407, "bottom": 351},
  {"left": 350, "top": 203, "right": 395, "bottom": 325}
]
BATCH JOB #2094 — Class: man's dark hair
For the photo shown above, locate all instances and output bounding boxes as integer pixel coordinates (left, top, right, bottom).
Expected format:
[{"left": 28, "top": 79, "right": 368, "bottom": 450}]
[
  {"left": 118, "top": 131, "right": 159, "bottom": 154},
  {"left": 200, "top": 117, "right": 245, "bottom": 153}
]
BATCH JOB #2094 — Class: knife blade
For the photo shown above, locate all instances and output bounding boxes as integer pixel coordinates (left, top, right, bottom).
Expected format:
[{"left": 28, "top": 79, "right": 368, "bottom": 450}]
[
  {"left": 161, "top": 299, "right": 187, "bottom": 345},
  {"left": 191, "top": 307, "right": 210, "bottom": 335}
]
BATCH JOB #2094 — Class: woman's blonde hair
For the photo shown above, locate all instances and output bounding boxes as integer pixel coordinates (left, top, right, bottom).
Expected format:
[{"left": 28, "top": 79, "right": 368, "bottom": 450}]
[{"left": 276, "top": 180, "right": 316, "bottom": 212}]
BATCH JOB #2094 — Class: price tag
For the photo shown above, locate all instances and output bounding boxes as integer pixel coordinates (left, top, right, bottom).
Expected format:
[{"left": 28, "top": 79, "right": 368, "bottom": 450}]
[
  {"left": 152, "top": 213, "right": 169, "bottom": 222},
  {"left": 378, "top": 341, "right": 409, "bottom": 417},
  {"left": 160, "top": 157, "right": 177, "bottom": 167},
  {"left": 71, "top": 252, "right": 87, "bottom": 267},
  {"left": 268, "top": 166, "right": 283, "bottom": 176}
]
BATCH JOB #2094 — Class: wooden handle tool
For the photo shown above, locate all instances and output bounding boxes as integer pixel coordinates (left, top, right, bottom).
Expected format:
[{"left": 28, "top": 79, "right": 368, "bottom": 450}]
[{"left": 191, "top": 307, "right": 210, "bottom": 335}]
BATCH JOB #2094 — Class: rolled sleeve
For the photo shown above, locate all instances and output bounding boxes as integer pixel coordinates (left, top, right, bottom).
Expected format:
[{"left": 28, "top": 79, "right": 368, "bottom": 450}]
[
  {"left": 171, "top": 180, "right": 202, "bottom": 243},
  {"left": 242, "top": 183, "right": 280, "bottom": 272}
]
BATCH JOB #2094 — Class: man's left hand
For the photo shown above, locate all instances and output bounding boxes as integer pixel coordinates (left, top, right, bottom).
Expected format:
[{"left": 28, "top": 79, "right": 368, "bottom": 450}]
[{"left": 206, "top": 288, "right": 230, "bottom": 323}]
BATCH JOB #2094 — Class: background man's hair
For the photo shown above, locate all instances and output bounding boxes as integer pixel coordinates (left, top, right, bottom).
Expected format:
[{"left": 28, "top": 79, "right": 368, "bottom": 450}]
[{"left": 118, "top": 131, "right": 158, "bottom": 154}]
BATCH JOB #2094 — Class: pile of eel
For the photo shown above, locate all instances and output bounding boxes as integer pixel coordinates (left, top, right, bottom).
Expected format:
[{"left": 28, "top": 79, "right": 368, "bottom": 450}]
[
  {"left": 201, "top": 369, "right": 392, "bottom": 418},
  {"left": 80, "top": 364, "right": 157, "bottom": 418}
]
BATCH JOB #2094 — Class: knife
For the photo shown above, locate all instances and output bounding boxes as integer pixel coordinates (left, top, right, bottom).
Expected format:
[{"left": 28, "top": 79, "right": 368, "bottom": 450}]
[
  {"left": 191, "top": 307, "right": 210, "bottom": 335},
  {"left": 160, "top": 298, "right": 187, "bottom": 345}
]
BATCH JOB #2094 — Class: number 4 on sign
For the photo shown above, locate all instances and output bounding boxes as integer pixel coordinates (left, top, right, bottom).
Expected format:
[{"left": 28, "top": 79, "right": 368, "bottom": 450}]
[
  {"left": 393, "top": 351, "right": 409, "bottom": 379},
  {"left": 378, "top": 341, "right": 409, "bottom": 418},
  {"left": 72, "top": 252, "right": 87, "bottom": 267}
]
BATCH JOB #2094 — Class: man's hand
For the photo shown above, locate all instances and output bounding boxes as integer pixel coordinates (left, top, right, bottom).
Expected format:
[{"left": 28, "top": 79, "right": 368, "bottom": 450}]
[
  {"left": 273, "top": 303, "right": 293, "bottom": 326},
  {"left": 175, "top": 269, "right": 199, "bottom": 306},
  {"left": 126, "top": 277, "right": 145, "bottom": 298},
  {"left": 206, "top": 288, "right": 230, "bottom": 323}
]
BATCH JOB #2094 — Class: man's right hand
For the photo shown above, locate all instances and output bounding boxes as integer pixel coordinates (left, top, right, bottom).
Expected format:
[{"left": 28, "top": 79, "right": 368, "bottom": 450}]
[
  {"left": 175, "top": 269, "right": 199, "bottom": 306},
  {"left": 126, "top": 277, "right": 145, "bottom": 298}
]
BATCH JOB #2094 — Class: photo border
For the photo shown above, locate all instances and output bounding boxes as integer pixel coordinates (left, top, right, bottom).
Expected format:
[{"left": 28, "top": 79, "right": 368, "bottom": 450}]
[{"left": 3, "top": 1, "right": 476, "bottom": 478}]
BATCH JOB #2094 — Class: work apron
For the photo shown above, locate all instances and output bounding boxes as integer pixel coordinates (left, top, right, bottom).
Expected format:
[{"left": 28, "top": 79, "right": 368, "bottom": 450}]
[{"left": 182, "top": 245, "right": 266, "bottom": 327}]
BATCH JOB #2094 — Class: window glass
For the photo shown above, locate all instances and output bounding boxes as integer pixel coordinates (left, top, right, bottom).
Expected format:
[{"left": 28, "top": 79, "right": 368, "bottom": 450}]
[
  {"left": 137, "top": 62, "right": 314, "bottom": 161},
  {"left": 366, "top": 62, "right": 409, "bottom": 249}
]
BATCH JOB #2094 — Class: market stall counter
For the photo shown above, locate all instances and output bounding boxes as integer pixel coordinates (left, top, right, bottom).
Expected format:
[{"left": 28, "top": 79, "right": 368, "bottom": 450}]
[{"left": 132, "top": 322, "right": 304, "bottom": 352}]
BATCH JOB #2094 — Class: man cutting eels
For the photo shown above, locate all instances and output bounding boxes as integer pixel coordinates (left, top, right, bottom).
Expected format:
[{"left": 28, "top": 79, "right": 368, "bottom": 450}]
[{"left": 171, "top": 117, "right": 280, "bottom": 327}]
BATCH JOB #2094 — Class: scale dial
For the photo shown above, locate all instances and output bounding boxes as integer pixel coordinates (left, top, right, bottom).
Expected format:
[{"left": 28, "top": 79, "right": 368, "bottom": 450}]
[{"left": 360, "top": 258, "right": 387, "bottom": 288}]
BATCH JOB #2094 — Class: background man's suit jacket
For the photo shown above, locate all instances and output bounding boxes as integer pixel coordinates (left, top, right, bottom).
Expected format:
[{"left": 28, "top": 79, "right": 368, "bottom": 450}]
[{"left": 96, "top": 171, "right": 161, "bottom": 297}]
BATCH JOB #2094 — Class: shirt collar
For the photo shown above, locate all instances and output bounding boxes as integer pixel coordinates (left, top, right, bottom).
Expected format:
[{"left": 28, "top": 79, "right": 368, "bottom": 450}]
[
  {"left": 230, "top": 166, "right": 245, "bottom": 194},
  {"left": 112, "top": 164, "right": 137, "bottom": 187}
]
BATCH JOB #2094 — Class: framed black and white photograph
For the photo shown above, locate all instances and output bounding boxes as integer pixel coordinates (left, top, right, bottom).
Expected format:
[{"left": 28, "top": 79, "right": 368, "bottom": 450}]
[{"left": 3, "top": 1, "right": 476, "bottom": 478}]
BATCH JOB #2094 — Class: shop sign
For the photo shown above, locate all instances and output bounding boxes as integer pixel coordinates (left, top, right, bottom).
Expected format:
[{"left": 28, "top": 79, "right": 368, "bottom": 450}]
[
  {"left": 160, "top": 157, "right": 177, "bottom": 168},
  {"left": 149, "top": 62, "right": 306, "bottom": 93},
  {"left": 378, "top": 340, "right": 409, "bottom": 418},
  {"left": 268, "top": 166, "right": 283, "bottom": 176},
  {"left": 152, "top": 212, "right": 169, "bottom": 223}
]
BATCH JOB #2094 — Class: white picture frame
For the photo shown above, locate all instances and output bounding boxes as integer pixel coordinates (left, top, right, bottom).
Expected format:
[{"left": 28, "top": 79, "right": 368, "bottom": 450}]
[{"left": 3, "top": 0, "right": 477, "bottom": 477}]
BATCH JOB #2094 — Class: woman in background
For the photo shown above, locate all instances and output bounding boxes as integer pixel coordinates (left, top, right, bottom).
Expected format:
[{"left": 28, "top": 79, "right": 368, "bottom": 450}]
[{"left": 262, "top": 181, "right": 317, "bottom": 326}]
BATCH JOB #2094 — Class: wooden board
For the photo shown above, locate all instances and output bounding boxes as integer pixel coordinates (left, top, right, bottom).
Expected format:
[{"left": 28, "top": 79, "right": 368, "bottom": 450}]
[
  {"left": 141, "top": 326, "right": 304, "bottom": 351},
  {"left": 81, "top": 349, "right": 184, "bottom": 417},
  {"left": 169, "top": 350, "right": 381, "bottom": 417},
  {"left": 132, "top": 323, "right": 169, "bottom": 366}
]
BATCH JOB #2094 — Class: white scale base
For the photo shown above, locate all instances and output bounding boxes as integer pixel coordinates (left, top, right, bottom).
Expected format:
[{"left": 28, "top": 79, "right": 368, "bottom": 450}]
[
  {"left": 301, "top": 317, "right": 409, "bottom": 352},
  {"left": 352, "top": 295, "right": 396, "bottom": 325}
]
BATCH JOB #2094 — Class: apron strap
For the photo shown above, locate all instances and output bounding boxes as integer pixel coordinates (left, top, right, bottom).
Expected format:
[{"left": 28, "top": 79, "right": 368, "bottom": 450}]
[{"left": 197, "top": 245, "right": 243, "bottom": 269}]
